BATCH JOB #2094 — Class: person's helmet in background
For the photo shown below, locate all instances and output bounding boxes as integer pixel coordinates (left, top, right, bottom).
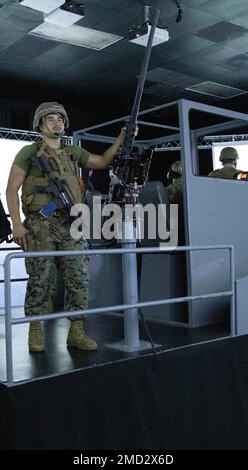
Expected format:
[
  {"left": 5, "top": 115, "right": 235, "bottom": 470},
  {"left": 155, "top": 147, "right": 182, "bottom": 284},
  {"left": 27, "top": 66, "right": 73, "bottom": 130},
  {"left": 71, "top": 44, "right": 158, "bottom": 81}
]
[
  {"left": 219, "top": 147, "right": 238, "bottom": 162},
  {"left": 167, "top": 160, "right": 182, "bottom": 184}
]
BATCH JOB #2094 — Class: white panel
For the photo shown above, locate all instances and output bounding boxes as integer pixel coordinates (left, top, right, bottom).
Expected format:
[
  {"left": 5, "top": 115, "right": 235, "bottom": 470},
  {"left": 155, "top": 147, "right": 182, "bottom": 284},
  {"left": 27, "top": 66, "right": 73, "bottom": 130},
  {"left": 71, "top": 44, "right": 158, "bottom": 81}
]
[
  {"left": 20, "top": 0, "right": 64, "bottom": 14},
  {"left": 44, "top": 8, "right": 84, "bottom": 27},
  {"left": 30, "top": 23, "right": 123, "bottom": 50},
  {"left": 0, "top": 138, "right": 30, "bottom": 215}
]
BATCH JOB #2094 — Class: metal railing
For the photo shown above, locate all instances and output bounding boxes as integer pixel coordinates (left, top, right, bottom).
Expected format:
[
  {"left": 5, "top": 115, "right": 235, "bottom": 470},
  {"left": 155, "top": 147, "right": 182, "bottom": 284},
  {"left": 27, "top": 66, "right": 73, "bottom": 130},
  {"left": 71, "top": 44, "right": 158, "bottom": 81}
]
[
  {"left": 0, "top": 246, "right": 27, "bottom": 314},
  {"left": 3, "top": 244, "right": 234, "bottom": 385},
  {"left": 0, "top": 246, "right": 27, "bottom": 286}
]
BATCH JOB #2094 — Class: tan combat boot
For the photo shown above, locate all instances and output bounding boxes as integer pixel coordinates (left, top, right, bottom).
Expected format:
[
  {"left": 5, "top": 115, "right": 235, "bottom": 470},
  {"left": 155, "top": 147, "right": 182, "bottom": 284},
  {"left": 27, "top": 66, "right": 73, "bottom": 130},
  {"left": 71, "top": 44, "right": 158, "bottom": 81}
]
[
  {"left": 67, "top": 320, "right": 97, "bottom": 351},
  {"left": 28, "top": 321, "right": 44, "bottom": 353}
]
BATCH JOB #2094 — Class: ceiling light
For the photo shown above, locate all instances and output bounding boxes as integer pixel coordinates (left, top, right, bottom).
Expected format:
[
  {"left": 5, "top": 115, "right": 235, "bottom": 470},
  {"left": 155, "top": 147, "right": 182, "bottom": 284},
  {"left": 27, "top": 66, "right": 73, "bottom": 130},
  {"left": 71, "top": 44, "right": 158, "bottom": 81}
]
[
  {"left": 44, "top": 6, "right": 84, "bottom": 27},
  {"left": 19, "top": 0, "right": 65, "bottom": 14},
  {"left": 186, "top": 81, "right": 247, "bottom": 99},
  {"left": 30, "top": 22, "right": 123, "bottom": 50}
]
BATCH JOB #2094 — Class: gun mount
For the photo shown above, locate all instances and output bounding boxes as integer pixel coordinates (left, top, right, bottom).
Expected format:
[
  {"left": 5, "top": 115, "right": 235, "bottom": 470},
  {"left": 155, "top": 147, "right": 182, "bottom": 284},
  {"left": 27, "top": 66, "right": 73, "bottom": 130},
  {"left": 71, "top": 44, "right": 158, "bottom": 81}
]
[{"left": 109, "top": 147, "right": 153, "bottom": 204}]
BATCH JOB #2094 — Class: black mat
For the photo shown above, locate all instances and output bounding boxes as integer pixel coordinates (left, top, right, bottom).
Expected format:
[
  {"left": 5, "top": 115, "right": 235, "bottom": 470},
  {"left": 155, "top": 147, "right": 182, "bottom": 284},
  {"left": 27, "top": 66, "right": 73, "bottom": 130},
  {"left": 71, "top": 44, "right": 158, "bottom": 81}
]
[{"left": 1, "top": 332, "right": 248, "bottom": 450}]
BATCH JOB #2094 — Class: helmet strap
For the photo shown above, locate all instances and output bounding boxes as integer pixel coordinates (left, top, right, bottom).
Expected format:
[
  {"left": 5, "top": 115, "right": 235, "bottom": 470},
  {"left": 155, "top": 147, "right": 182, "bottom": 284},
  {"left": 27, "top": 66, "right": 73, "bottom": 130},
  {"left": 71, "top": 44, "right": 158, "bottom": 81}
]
[{"left": 43, "top": 128, "right": 64, "bottom": 139}]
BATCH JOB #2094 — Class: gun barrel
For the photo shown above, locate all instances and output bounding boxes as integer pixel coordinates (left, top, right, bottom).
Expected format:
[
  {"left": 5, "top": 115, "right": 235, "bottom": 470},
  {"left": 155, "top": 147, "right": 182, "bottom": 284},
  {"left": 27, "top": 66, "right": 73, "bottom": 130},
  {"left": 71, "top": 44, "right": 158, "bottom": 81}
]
[
  {"left": 129, "top": 9, "right": 160, "bottom": 127},
  {"left": 122, "top": 8, "right": 160, "bottom": 157}
]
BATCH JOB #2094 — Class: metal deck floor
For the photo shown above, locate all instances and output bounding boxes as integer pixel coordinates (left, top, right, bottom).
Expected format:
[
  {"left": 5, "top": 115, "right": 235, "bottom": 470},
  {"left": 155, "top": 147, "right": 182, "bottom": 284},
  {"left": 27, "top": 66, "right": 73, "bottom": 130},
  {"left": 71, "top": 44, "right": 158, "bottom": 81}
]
[{"left": 0, "top": 307, "right": 229, "bottom": 383}]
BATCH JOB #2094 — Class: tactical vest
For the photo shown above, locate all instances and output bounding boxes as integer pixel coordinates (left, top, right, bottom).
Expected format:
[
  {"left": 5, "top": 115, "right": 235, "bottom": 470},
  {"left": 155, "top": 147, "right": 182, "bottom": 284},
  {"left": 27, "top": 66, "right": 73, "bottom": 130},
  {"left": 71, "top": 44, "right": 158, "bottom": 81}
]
[{"left": 22, "top": 143, "right": 84, "bottom": 215}]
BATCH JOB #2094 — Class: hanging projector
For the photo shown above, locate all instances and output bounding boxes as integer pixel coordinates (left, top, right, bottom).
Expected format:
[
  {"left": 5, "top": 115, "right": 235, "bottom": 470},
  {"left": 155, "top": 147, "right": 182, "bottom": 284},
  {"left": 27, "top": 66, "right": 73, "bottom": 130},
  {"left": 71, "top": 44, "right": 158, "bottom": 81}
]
[
  {"left": 128, "top": 5, "right": 169, "bottom": 47},
  {"left": 128, "top": 22, "right": 169, "bottom": 46}
]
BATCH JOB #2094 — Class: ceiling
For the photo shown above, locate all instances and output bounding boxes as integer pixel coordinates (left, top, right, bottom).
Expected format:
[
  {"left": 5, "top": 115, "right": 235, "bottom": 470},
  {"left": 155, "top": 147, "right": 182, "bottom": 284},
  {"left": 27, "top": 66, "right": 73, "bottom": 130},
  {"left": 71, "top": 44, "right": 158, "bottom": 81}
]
[{"left": 1, "top": 0, "right": 248, "bottom": 126}]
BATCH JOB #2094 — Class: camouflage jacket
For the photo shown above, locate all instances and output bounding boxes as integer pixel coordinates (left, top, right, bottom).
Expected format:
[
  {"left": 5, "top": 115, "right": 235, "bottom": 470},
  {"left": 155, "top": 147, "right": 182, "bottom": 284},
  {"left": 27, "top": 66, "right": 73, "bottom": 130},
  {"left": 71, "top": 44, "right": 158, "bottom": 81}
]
[
  {"left": 208, "top": 167, "right": 238, "bottom": 179},
  {"left": 165, "top": 177, "right": 183, "bottom": 204}
]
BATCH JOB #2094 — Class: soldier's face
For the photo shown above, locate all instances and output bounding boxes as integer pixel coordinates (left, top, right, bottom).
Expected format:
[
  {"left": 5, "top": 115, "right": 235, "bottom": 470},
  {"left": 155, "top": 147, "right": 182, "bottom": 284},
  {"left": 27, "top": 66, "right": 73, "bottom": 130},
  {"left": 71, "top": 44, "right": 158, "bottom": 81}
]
[
  {"left": 43, "top": 113, "right": 65, "bottom": 133},
  {"left": 39, "top": 114, "right": 65, "bottom": 138}
]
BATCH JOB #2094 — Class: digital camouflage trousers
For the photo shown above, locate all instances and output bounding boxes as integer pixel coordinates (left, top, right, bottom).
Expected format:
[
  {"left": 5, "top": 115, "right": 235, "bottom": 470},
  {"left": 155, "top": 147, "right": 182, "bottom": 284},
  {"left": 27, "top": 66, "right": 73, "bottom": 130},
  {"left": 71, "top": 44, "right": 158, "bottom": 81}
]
[{"left": 24, "top": 213, "right": 89, "bottom": 320}]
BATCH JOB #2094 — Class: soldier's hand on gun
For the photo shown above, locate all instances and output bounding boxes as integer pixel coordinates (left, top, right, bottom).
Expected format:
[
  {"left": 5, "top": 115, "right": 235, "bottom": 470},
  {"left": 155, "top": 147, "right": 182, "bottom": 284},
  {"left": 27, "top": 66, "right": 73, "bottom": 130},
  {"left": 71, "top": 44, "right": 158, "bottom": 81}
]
[
  {"left": 12, "top": 222, "right": 28, "bottom": 251},
  {"left": 119, "top": 125, "right": 139, "bottom": 142}
]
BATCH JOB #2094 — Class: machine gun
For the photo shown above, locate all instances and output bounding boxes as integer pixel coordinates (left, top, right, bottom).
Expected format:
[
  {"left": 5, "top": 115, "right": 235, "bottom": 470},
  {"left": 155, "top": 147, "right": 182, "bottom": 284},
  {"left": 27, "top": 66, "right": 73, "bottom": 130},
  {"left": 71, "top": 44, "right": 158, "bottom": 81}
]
[
  {"left": 31, "top": 154, "right": 76, "bottom": 217},
  {"left": 109, "top": 147, "right": 153, "bottom": 204},
  {"left": 108, "top": 9, "right": 160, "bottom": 205},
  {"left": 0, "top": 198, "right": 13, "bottom": 244}
]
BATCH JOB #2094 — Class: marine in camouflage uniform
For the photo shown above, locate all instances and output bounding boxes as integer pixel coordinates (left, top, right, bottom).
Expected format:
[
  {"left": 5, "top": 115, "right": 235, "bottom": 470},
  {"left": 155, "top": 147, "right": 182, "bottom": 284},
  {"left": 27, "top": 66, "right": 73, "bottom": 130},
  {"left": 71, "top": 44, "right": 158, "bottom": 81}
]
[
  {"left": 165, "top": 160, "right": 184, "bottom": 244},
  {"left": 208, "top": 146, "right": 240, "bottom": 179},
  {"left": 165, "top": 177, "right": 183, "bottom": 204},
  {"left": 6, "top": 102, "right": 126, "bottom": 352},
  {"left": 165, "top": 160, "right": 183, "bottom": 204},
  {"left": 24, "top": 214, "right": 89, "bottom": 317}
]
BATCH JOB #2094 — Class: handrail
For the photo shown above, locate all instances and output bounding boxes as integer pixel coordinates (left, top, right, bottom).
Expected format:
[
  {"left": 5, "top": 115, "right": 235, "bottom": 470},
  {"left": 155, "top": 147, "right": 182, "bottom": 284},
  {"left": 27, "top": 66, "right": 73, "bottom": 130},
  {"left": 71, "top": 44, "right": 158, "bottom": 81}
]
[
  {"left": 0, "top": 246, "right": 28, "bottom": 286},
  {"left": 3, "top": 244, "right": 234, "bottom": 385}
]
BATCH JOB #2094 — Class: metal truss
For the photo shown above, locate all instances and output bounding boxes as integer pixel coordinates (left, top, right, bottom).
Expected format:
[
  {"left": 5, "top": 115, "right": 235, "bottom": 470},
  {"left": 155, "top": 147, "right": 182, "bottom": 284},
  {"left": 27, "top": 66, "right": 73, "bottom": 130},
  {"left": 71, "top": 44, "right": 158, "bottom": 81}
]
[
  {"left": 153, "top": 135, "right": 248, "bottom": 151},
  {"left": 153, "top": 140, "right": 181, "bottom": 149},
  {"left": 199, "top": 134, "right": 248, "bottom": 145},
  {"left": 0, "top": 127, "right": 73, "bottom": 145},
  {"left": 74, "top": 98, "right": 248, "bottom": 151}
]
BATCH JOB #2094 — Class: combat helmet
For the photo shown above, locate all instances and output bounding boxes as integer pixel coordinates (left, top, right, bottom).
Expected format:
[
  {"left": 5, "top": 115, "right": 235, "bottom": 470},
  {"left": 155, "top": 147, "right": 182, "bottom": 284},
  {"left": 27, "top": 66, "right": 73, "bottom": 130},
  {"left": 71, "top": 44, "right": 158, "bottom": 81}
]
[
  {"left": 167, "top": 160, "right": 182, "bottom": 183},
  {"left": 33, "top": 102, "right": 69, "bottom": 132},
  {"left": 219, "top": 147, "right": 238, "bottom": 162}
]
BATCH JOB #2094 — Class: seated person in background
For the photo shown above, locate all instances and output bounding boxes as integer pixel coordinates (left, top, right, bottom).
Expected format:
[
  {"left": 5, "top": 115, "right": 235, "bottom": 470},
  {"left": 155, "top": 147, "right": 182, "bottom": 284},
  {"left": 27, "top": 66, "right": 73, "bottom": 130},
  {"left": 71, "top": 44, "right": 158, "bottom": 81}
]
[
  {"left": 208, "top": 147, "right": 240, "bottom": 179},
  {"left": 165, "top": 160, "right": 183, "bottom": 204},
  {"left": 165, "top": 160, "right": 184, "bottom": 244}
]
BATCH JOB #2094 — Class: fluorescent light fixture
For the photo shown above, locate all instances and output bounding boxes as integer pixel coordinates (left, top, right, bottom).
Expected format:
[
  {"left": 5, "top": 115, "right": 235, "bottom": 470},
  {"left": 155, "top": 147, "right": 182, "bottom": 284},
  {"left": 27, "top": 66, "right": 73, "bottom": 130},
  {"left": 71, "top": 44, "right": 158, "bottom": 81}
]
[
  {"left": 20, "top": 0, "right": 65, "bottom": 14},
  {"left": 186, "top": 81, "right": 247, "bottom": 99},
  {"left": 44, "top": 8, "right": 84, "bottom": 27},
  {"left": 30, "top": 22, "right": 123, "bottom": 50}
]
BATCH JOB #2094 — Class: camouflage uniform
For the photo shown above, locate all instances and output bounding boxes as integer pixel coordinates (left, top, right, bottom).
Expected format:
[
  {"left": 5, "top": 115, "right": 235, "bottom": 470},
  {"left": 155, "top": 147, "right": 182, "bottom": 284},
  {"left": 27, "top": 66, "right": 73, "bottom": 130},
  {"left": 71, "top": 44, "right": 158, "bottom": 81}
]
[
  {"left": 24, "top": 213, "right": 89, "bottom": 319},
  {"left": 13, "top": 135, "right": 90, "bottom": 321},
  {"left": 165, "top": 177, "right": 183, "bottom": 204},
  {"left": 11, "top": 102, "right": 97, "bottom": 352},
  {"left": 208, "top": 167, "right": 238, "bottom": 179},
  {"left": 208, "top": 147, "right": 240, "bottom": 179},
  {"left": 165, "top": 163, "right": 184, "bottom": 244}
]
